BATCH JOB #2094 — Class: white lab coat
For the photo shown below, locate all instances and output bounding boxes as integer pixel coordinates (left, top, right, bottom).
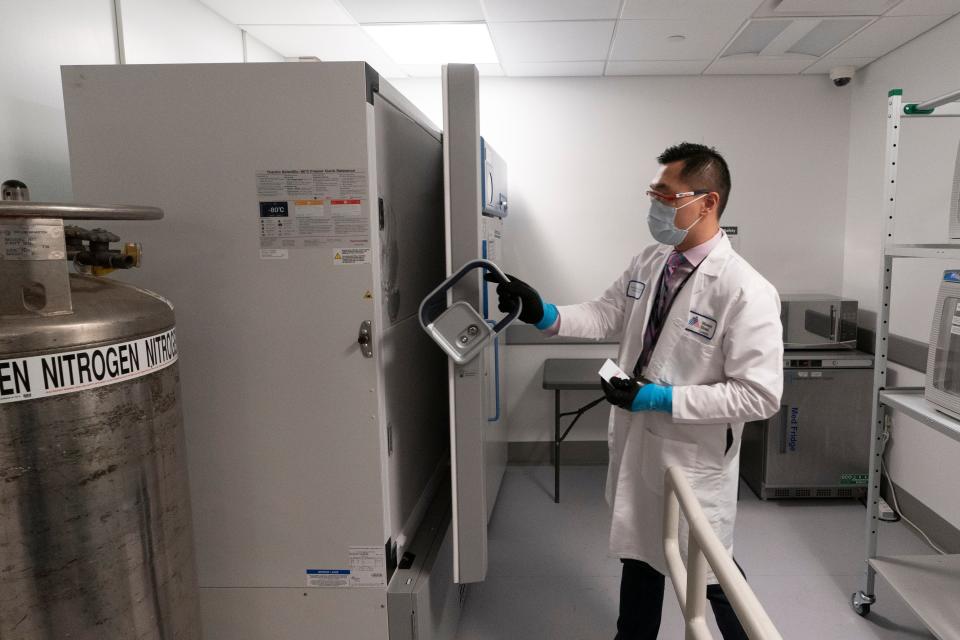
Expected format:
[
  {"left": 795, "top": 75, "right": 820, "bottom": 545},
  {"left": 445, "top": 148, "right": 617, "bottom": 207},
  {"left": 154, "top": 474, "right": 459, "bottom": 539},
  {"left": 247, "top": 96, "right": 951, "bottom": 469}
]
[{"left": 556, "top": 233, "right": 783, "bottom": 583}]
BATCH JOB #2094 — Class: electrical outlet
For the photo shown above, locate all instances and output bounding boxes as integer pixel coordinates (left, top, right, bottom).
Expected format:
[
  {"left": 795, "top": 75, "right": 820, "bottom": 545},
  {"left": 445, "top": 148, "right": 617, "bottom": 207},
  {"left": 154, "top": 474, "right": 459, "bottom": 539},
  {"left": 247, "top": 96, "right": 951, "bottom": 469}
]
[{"left": 879, "top": 497, "right": 897, "bottom": 522}]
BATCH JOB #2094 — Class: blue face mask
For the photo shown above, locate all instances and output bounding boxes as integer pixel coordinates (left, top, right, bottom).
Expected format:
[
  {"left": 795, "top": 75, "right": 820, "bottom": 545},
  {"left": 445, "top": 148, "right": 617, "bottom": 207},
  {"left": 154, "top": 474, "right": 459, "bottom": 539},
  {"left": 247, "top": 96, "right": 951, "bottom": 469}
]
[{"left": 647, "top": 195, "right": 707, "bottom": 246}]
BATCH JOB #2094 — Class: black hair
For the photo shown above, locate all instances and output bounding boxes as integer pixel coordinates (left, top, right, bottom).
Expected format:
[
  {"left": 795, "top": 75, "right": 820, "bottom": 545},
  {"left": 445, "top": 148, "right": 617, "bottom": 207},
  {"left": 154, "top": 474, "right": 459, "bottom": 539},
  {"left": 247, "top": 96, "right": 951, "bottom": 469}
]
[{"left": 657, "top": 142, "right": 731, "bottom": 217}]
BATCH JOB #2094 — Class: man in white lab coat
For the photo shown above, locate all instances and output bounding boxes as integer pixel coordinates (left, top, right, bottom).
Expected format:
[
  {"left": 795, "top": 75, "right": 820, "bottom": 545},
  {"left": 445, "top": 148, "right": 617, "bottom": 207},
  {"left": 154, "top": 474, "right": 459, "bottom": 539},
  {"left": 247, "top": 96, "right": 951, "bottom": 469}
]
[{"left": 489, "top": 143, "right": 784, "bottom": 639}]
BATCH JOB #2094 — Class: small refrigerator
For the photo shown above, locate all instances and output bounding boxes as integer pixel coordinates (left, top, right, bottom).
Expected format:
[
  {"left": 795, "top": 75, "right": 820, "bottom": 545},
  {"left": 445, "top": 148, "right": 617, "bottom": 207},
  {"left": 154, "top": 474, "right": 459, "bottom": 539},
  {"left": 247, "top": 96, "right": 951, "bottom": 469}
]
[{"left": 741, "top": 350, "right": 874, "bottom": 499}]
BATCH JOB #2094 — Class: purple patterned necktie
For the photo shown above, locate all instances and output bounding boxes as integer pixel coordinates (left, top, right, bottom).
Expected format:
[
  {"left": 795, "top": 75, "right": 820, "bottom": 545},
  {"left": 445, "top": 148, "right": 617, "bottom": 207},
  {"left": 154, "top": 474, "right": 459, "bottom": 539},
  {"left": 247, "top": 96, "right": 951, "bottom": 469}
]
[{"left": 634, "top": 251, "right": 692, "bottom": 376}]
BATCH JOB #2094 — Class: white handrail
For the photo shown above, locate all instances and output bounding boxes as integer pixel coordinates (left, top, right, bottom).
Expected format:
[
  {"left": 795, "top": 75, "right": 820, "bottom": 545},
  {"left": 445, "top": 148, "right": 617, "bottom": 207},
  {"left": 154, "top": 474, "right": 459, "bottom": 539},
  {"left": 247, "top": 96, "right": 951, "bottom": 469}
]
[{"left": 663, "top": 466, "right": 782, "bottom": 640}]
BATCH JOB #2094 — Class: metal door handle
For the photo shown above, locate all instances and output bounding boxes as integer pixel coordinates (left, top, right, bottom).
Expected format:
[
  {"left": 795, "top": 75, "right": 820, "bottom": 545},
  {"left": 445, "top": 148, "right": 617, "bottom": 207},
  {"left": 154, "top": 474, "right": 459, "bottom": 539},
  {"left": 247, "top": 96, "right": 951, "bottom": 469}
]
[
  {"left": 487, "top": 322, "right": 501, "bottom": 423},
  {"left": 358, "top": 320, "right": 372, "bottom": 358}
]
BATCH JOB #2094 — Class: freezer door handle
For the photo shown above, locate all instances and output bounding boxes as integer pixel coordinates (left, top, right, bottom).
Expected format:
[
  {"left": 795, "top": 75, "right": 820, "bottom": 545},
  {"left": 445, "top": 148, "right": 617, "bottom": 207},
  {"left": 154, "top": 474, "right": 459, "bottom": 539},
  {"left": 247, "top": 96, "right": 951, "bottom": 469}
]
[
  {"left": 358, "top": 320, "right": 373, "bottom": 358},
  {"left": 778, "top": 407, "right": 788, "bottom": 454},
  {"left": 487, "top": 322, "right": 501, "bottom": 423}
]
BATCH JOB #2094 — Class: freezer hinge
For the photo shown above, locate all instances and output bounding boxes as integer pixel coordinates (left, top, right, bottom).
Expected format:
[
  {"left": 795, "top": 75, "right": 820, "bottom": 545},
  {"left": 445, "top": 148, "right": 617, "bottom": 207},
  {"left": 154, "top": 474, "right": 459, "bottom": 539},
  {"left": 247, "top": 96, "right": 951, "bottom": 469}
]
[{"left": 358, "top": 320, "right": 373, "bottom": 358}]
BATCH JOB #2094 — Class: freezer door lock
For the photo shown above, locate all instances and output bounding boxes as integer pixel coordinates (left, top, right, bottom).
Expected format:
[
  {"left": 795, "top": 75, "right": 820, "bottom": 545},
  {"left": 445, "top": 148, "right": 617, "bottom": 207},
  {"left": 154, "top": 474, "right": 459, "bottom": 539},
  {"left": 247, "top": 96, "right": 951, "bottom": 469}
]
[{"left": 358, "top": 320, "right": 373, "bottom": 358}]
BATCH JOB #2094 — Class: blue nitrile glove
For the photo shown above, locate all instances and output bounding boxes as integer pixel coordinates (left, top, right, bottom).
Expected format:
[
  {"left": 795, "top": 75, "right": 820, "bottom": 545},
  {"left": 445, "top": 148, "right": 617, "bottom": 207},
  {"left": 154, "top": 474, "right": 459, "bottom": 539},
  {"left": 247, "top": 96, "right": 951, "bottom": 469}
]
[
  {"left": 484, "top": 273, "right": 558, "bottom": 329},
  {"left": 631, "top": 383, "right": 673, "bottom": 413},
  {"left": 601, "top": 377, "right": 673, "bottom": 413}
]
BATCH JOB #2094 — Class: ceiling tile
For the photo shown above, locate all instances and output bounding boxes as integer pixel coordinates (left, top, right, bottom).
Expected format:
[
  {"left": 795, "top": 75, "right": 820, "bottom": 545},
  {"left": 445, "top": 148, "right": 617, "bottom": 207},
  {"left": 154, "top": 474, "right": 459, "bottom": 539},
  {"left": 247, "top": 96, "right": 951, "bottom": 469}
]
[
  {"left": 488, "top": 21, "right": 615, "bottom": 63},
  {"left": 611, "top": 19, "right": 746, "bottom": 60},
  {"left": 801, "top": 55, "right": 875, "bottom": 73},
  {"left": 200, "top": 0, "right": 354, "bottom": 24},
  {"left": 753, "top": 0, "right": 897, "bottom": 16},
  {"left": 786, "top": 18, "right": 871, "bottom": 55},
  {"left": 724, "top": 20, "right": 793, "bottom": 56},
  {"left": 402, "top": 63, "right": 504, "bottom": 77},
  {"left": 622, "top": 0, "right": 763, "bottom": 21},
  {"left": 827, "top": 14, "right": 945, "bottom": 56},
  {"left": 774, "top": 0, "right": 896, "bottom": 14},
  {"left": 240, "top": 25, "right": 407, "bottom": 77},
  {"left": 886, "top": 0, "right": 960, "bottom": 15},
  {"left": 502, "top": 61, "right": 605, "bottom": 76},
  {"left": 704, "top": 54, "right": 813, "bottom": 74},
  {"left": 484, "top": 0, "right": 621, "bottom": 22},
  {"left": 605, "top": 60, "right": 711, "bottom": 75},
  {"left": 337, "top": 0, "right": 483, "bottom": 23}
]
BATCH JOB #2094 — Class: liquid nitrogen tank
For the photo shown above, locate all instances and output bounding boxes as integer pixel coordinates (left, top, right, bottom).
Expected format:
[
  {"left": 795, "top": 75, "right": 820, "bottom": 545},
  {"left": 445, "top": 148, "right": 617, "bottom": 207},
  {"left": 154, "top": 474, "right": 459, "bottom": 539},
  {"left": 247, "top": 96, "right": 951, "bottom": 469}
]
[{"left": 0, "top": 189, "right": 201, "bottom": 639}]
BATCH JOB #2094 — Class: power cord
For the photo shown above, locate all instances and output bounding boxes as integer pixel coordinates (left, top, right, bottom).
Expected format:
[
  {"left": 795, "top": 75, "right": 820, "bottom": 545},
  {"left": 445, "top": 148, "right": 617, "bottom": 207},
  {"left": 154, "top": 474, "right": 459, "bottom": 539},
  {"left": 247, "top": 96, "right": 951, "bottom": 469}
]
[{"left": 878, "top": 418, "right": 947, "bottom": 555}]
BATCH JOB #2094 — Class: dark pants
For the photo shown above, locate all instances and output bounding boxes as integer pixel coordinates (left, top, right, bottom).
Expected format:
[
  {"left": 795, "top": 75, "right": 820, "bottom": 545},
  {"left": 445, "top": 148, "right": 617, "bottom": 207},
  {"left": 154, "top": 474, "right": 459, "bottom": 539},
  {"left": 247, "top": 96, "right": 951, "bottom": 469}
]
[{"left": 614, "top": 559, "right": 748, "bottom": 640}]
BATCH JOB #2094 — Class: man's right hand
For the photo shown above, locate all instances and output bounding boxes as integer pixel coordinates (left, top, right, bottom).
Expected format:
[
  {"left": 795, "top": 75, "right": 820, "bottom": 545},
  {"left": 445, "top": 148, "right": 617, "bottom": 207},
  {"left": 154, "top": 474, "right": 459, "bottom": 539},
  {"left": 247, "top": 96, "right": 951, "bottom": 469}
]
[{"left": 484, "top": 273, "right": 545, "bottom": 325}]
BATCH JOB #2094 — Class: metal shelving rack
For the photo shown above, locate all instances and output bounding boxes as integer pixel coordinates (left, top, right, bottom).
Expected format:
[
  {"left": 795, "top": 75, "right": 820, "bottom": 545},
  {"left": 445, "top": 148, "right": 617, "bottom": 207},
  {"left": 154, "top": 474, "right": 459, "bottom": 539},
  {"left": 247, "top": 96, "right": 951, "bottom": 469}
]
[{"left": 851, "top": 87, "right": 960, "bottom": 639}]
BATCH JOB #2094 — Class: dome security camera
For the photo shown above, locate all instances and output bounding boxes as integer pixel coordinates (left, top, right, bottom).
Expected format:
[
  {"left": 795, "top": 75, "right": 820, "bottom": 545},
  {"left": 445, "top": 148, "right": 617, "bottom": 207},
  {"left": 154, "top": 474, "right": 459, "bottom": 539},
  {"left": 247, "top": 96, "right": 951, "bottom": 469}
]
[{"left": 830, "top": 66, "right": 856, "bottom": 87}]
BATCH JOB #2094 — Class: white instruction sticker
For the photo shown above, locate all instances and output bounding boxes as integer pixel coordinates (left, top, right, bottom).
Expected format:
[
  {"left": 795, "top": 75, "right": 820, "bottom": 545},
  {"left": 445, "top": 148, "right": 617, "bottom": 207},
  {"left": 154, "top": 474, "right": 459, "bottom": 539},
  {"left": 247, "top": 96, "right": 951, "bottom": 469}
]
[
  {"left": 334, "top": 248, "right": 371, "bottom": 265},
  {"left": 349, "top": 546, "right": 387, "bottom": 588},
  {"left": 951, "top": 326, "right": 960, "bottom": 336},
  {"left": 259, "top": 249, "right": 289, "bottom": 260},
  {"left": 305, "top": 569, "right": 351, "bottom": 588},
  {"left": 0, "top": 328, "right": 178, "bottom": 404},
  {"left": 1, "top": 219, "right": 66, "bottom": 261},
  {"left": 256, "top": 169, "right": 369, "bottom": 253}
]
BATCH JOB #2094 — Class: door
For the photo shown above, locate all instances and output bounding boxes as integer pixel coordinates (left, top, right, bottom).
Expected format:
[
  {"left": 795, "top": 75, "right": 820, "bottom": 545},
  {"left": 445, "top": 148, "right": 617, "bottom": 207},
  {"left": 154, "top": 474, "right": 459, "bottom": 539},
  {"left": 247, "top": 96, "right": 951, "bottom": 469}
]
[{"left": 442, "top": 63, "right": 506, "bottom": 583}]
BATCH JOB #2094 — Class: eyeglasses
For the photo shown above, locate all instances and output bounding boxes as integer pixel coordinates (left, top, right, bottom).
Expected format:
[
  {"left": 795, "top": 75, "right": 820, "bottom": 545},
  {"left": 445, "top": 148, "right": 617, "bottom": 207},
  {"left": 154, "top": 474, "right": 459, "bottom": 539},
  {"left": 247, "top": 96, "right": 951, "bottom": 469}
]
[{"left": 646, "top": 189, "right": 711, "bottom": 205}]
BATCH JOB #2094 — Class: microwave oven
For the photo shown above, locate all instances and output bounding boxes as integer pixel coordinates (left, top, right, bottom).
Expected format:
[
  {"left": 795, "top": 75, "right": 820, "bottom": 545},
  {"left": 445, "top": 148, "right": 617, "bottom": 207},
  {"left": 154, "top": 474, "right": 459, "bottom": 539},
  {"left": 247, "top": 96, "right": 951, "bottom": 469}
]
[
  {"left": 780, "top": 294, "right": 858, "bottom": 350},
  {"left": 925, "top": 270, "right": 960, "bottom": 420}
]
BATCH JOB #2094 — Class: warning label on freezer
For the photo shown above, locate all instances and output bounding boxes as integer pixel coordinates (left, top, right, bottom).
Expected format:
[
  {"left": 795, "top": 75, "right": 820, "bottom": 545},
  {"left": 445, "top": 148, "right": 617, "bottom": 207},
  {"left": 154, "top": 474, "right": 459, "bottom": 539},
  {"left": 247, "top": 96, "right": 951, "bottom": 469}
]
[
  {"left": 349, "top": 546, "right": 387, "bottom": 588},
  {"left": 0, "top": 328, "right": 178, "bottom": 404},
  {"left": 305, "top": 569, "right": 351, "bottom": 588},
  {"left": 256, "top": 169, "right": 369, "bottom": 253},
  {"left": 334, "top": 248, "right": 370, "bottom": 265},
  {"left": 1, "top": 219, "right": 67, "bottom": 261}
]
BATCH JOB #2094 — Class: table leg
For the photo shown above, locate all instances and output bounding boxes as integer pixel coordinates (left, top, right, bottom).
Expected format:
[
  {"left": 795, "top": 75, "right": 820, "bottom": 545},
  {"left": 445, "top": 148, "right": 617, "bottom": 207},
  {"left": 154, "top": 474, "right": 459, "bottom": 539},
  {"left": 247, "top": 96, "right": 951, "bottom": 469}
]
[{"left": 555, "top": 389, "right": 560, "bottom": 503}]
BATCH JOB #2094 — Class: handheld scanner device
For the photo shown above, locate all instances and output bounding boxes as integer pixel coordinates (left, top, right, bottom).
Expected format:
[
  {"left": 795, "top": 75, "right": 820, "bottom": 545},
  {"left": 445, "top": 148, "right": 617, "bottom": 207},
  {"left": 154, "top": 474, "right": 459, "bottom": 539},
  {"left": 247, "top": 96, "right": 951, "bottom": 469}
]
[{"left": 419, "top": 259, "right": 521, "bottom": 365}]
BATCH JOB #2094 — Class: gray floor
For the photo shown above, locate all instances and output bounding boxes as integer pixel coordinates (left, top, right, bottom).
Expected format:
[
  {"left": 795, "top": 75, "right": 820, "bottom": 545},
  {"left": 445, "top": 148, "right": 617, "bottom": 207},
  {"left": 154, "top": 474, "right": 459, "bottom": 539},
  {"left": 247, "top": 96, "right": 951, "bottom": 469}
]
[{"left": 455, "top": 465, "right": 934, "bottom": 640}]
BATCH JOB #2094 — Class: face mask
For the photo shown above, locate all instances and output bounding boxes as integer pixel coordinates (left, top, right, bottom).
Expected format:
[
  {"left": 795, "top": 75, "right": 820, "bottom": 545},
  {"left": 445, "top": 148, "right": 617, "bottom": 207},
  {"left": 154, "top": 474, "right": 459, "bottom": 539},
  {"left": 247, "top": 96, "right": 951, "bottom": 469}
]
[{"left": 647, "top": 195, "right": 707, "bottom": 246}]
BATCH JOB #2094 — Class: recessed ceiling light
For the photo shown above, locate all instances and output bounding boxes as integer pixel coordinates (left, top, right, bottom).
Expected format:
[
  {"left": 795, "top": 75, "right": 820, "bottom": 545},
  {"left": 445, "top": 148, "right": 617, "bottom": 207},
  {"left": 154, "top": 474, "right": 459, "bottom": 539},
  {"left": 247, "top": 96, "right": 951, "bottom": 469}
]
[
  {"left": 667, "top": 34, "right": 687, "bottom": 42},
  {"left": 362, "top": 23, "right": 499, "bottom": 65}
]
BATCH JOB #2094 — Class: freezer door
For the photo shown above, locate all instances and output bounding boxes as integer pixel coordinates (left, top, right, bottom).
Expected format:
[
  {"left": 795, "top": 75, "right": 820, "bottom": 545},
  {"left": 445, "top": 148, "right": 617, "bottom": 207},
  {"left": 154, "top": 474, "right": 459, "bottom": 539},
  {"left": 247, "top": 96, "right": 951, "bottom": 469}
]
[
  {"left": 443, "top": 63, "right": 506, "bottom": 584},
  {"left": 62, "top": 62, "right": 394, "bottom": 637}
]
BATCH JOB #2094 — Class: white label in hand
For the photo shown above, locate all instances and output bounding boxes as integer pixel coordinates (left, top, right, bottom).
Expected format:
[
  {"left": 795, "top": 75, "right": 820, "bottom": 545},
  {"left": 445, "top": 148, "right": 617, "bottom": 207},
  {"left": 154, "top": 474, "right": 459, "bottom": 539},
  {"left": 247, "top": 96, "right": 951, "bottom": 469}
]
[{"left": 599, "top": 359, "right": 629, "bottom": 382}]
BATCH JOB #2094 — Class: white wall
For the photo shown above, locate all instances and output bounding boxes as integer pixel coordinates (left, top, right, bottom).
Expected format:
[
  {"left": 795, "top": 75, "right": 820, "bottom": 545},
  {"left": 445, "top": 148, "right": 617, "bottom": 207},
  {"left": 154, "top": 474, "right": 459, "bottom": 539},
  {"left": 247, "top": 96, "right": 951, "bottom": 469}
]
[
  {"left": 394, "top": 75, "right": 853, "bottom": 442},
  {"left": 0, "top": 0, "right": 282, "bottom": 201},
  {"left": 842, "top": 14, "right": 960, "bottom": 530},
  {"left": 119, "top": 0, "right": 243, "bottom": 64},
  {"left": 0, "top": 0, "right": 117, "bottom": 201}
]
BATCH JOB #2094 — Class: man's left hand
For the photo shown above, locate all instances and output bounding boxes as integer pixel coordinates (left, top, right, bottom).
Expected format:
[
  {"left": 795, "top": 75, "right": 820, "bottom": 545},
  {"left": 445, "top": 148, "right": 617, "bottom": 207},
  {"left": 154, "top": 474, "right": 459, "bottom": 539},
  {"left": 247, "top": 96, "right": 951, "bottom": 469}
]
[{"left": 601, "top": 377, "right": 673, "bottom": 413}]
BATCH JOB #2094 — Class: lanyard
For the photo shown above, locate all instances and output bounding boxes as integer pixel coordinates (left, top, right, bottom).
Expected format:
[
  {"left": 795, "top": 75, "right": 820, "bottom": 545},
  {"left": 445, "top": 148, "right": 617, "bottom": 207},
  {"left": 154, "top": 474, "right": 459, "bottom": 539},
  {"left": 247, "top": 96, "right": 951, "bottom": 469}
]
[
  {"left": 634, "top": 256, "right": 700, "bottom": 377},
  {"left": 650, "top": 256, "right": 700, "bottom": 330}
]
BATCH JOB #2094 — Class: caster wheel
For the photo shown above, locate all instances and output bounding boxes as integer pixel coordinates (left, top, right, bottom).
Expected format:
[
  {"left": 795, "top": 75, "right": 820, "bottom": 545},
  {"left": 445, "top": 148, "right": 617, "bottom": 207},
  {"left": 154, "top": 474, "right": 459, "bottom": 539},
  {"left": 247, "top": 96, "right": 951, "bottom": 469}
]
[{"left": 851, "top": 592, "right": 871, "bottom": 616}]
